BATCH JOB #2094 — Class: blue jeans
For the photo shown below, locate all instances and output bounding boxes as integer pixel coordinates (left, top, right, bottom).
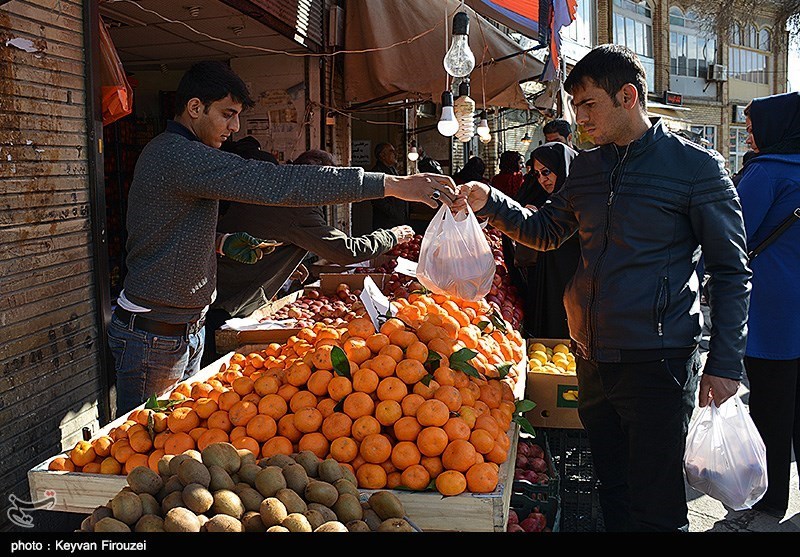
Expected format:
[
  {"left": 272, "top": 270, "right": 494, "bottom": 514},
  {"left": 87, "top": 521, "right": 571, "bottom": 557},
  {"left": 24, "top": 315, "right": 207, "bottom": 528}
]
[{"left": 108, "top": 312, "right": 205, "bottom": 417}]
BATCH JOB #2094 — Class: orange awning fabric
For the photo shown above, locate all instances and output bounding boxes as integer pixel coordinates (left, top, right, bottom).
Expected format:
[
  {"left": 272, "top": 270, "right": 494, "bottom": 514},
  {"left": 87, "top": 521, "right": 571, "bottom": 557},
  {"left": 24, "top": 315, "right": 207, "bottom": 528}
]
[{"left": 343, "top": 0, "right": 545, "bottom": 110}]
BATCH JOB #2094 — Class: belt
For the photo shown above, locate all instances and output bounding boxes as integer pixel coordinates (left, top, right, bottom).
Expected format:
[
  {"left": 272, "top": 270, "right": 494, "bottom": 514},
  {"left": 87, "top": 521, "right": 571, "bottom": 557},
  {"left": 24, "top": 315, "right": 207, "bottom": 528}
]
[{"left": 114, "top": 307, "right": 206, "bottom": 337}]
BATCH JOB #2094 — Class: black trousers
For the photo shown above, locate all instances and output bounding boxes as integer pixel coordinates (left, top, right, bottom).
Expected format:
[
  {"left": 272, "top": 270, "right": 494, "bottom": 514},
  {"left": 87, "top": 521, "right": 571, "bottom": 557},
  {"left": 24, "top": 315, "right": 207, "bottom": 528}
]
[
  {"left": 576, "top": 350, "right": 701, "bottom": 532},
  {"left": 746, "top": 355, "right": 800, "bottom": 512}
]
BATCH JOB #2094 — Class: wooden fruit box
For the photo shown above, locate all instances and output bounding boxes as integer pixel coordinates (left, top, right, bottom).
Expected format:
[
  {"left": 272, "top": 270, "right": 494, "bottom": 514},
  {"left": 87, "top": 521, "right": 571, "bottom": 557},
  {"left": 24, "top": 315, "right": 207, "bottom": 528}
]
[
  {"left": 29, "top": 341, "right": 526, "bottom": 530},
  {"left": 27, "top": 351, "right": 236, "bottom": 514}
]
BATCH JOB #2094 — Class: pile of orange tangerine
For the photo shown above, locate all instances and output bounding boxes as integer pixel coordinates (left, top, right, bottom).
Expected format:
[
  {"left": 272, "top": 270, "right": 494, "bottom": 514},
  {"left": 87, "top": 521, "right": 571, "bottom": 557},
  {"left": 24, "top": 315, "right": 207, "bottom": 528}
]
[{"left": 52, "top": 292, "right": 526, "bottom": 498}]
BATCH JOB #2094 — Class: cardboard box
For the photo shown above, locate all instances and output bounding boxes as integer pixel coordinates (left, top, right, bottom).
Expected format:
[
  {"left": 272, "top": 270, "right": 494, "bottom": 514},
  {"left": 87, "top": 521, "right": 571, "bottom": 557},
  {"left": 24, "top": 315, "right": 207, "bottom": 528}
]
[{"left": 525, "top": 338, "right": 582, "bottom": 430}]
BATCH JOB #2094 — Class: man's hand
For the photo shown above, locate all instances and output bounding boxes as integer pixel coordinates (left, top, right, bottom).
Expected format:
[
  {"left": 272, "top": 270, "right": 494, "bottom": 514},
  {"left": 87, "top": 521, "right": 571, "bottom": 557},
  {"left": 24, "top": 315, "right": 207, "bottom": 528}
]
[
  {"left": 289, "top": 263, "right": 309, "bottom": 283},
  {"left": 697, "top": 373, "right": 740, "bottom": 408},
  {"left": 389, "top": 225, "right": 415, "bottom": 244},
  {"left": 384, "top": 173, "right": 458, "bottom": 209},
  {"left": 452, "top": 180, "right": 491, "bottom": 214},
  {"left": 219, "top": 232, "right": 279, "bottom": 264}
]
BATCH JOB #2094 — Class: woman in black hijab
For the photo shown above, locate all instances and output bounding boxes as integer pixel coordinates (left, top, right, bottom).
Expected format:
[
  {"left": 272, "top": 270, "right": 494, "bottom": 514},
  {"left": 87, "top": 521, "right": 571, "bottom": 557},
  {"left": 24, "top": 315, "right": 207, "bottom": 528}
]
[{"left": 515, "top": 141, "right": 580, "bottom": 339}]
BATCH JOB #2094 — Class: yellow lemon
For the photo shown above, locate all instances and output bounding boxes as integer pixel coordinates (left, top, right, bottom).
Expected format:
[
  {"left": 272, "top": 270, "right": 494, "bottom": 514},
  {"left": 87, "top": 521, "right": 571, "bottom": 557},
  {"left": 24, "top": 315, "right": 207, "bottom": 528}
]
[
  {"left": 553, "top": 343, "right": 570, "bottom": 355},
  {"left": 530, "top": 351, "right": 548, "bottom": 365},
  {"left": 529, "top": 342, "right": 547, "bottom": 354}
]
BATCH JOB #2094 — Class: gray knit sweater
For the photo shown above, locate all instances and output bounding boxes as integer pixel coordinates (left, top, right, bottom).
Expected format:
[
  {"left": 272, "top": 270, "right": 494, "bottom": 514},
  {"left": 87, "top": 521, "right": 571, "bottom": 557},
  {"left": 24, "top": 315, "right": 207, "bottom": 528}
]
[{"left": 123, "top": 126, "right": 384, "bottom": 323}]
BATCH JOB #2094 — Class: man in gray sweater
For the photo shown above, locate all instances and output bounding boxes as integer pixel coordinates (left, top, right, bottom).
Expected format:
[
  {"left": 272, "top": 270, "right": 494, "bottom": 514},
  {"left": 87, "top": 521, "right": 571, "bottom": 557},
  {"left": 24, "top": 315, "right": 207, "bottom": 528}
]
[{"left": 108, "top": 60, "right": 455, "bottom": 416}]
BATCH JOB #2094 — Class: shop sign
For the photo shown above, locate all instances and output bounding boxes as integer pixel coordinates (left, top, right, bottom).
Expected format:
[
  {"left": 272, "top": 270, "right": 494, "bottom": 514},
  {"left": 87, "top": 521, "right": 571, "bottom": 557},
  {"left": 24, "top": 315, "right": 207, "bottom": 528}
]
[
  {"left": 351, "top": 140, "right": 371, "bottom": 167},
  {"left": 663, "top": 91, "right": 683, "bottom": 106}
]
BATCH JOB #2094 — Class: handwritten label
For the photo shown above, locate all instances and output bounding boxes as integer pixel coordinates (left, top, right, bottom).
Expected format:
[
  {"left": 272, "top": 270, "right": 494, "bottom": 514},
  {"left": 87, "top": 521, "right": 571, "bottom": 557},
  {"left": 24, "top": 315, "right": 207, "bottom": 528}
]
[
  {"left": 359, "top": 276, "right": 395, "bottom": 331},
  {"left": 351, "top": 140, "right": 371, "bottom": 167}
]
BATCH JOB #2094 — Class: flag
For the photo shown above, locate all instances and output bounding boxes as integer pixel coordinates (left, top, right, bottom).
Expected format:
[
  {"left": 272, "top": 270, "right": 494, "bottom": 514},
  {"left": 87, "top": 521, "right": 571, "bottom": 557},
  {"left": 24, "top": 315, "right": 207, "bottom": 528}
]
[{"left": 541, "top": 0, "right": 578, "bottom": 82}]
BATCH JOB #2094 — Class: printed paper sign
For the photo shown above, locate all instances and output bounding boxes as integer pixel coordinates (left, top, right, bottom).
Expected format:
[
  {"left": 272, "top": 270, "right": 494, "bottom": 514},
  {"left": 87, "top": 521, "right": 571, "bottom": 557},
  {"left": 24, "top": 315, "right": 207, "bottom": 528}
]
[
  {"left": 394, "top": 257, "right": 418, "bottom": 278},
  {"left": 359, "top": 276, "right": 395, "bottom": 331}
]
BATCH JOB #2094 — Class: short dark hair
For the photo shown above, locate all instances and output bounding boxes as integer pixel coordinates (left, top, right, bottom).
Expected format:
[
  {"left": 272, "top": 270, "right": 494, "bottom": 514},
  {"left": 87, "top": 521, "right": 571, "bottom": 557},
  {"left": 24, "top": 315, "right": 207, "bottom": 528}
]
[
  {"left": 175, "top": 60, "right": 255, "bottom": 117},
  {"left": 293, "top": 149, "right": 336, "bottom": 166},
  {"left": 543, "top": 119, "right": 572, "bottom": 139},
  {"left": 498, "top": 150, "right": 523, "bottom": 173},
  {"left": 564, "top": 44, "right": 647, "bottom": 109},
  {"left": 374, "top": 142, "right": 394, "bottom": 159}
]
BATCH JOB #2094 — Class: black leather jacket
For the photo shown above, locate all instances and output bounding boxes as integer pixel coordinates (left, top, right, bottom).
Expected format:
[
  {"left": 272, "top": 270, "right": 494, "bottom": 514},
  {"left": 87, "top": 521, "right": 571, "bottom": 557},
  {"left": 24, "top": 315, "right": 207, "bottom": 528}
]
[{"left": 479, "top": 120, "right": 751, "bottom": 380}]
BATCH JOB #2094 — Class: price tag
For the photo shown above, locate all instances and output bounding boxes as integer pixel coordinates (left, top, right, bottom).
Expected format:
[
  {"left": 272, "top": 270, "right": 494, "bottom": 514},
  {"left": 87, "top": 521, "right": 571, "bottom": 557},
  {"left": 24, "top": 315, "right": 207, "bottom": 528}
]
[
  {"left": 394, "top": 257, "right": 418, "bottom": 278},
  {"left": 359, "top": 276, "right": 395, "bottom": 331}
]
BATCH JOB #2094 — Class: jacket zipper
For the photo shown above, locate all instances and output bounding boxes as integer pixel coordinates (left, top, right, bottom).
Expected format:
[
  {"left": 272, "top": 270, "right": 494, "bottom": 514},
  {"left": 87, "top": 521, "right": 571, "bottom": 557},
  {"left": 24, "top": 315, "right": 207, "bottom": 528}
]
[
  {"left": 587, "top": 143, "right": 630, "bottom": 359},
  {"left": 656, "top": 276, "right": 668, "bottom": 336}
]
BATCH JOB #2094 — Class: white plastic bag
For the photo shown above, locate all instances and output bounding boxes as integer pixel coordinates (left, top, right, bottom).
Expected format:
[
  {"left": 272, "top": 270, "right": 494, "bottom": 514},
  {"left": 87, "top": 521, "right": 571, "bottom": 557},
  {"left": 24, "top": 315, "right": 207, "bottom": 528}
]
[
  {"left": 416, "top": 204, "right": 495, "bottom": 301},
  {"left": 683, "top": 395, "right": 767, "bottom": 511}
]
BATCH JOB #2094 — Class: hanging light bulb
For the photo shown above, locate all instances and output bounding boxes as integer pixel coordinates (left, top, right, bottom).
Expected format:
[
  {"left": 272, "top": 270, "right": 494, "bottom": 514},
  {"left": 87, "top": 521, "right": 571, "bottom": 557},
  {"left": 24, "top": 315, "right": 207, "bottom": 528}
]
[
  {"left": 521, "top": 132, "right": 532, "bottom": 146},
  {"left": 407, "top": 140, "right": 419, "bottom": 162},
  {"left": 437, "top": 91, "right": 460, "bottom": 137},
  {"left": 476, "top": 110, "right": 490, "bottom": 137},
  {"left": 443, "top": 11, "right": 475, "bottom": 78},
  {"left": 479, "top": 132, "right": 492, "bottom": 144},
  {"left": 454, "top": 80, "right": 475, "bottom": 143}
]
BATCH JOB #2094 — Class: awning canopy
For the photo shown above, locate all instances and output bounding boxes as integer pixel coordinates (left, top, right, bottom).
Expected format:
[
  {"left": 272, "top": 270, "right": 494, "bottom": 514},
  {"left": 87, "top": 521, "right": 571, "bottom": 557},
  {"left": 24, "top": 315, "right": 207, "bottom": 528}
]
[{"left": 343, "top": 0, "right": 545, "bottom": 110}]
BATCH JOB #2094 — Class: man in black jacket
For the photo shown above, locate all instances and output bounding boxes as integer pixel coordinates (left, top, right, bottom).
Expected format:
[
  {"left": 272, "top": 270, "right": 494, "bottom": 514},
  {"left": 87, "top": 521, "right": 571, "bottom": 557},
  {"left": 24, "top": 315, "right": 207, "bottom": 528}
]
[{"left": 457, "top": 44, "right": 751, "bottom": 532}]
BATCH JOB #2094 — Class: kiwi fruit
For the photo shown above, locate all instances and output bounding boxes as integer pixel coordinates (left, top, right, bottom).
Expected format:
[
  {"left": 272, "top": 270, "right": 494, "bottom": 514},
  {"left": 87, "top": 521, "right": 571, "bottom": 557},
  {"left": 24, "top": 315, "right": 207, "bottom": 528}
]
[
  {"left": 211, "top": 489, "right": 245, "bottom": 519},
  {"left": 266, "top": 525, "right": 290, "bottom": 532},
  {"left": 333, "top": 493, "right": 363, "bottom": 523},
  {"left": 208, "top": 464, "right": 236, "bottom": 492},
  {"left": 134, "top": 514, "right": 164, "bottom": 533},
  {"left": 281, "top": 512, "right": 313, "bottom": 532},
  {"left": 237, "top": 463, "right": 261, "bottom": 487},
  {"left": 237, "top": 448, "right": 257, "bottom": 468},
  {"left": 126, "top": 466, "right": 164, "bottom": 495},
  {"left": 333, "top": 478, "right": 360, "bottom": 498},
  {"left": 161, "top": 474, "right": 184, "bottom": 496},
  {"left": 263, "top": 453, "right": 295, "bottom": 469},
  {"left": 307, "top": 502, "right": 338, "bottom": 523},
  {"left": 302, "top": 509, "right": 326, "bottom": 530},
  {"left": 138, "top": 493, "right": 160, "bottom": 516},
  {"left": 241, "top": 510, "right": 267, "bottom": 532},
  {"left": 314, "top": 521, "right": 348, "bottom": 532},
  {"left": 294, "top": 450, "right": 321, "bottom": 477},
  {"left": 201, "top": 442, "right": 241, "bottom": 474},
  {"left": 368, "top": 491, "right": 405, "bottom": 520},
  {"left": 275, "top": 487, "right": 307, "bottom": 514},
  {"left": 363, "top": 508, "right": 382, "bottom": 531},
  {"left": 203, "top": 514, "right": 244, "bottom": 533},
  {"left": 182, "top": 483, "right": 214, "bottom": 514},
  {"left": 111, "top": 491, "right": 143, "bottom": 526},
  {"left": 317, "top": 459, "right": 344, "bottom": 483},
  {"left": 282, "top": 463, "right": 310, "bottom": 493},
  {"left": 346, "top": 519, "right": 371, "bottom": 532},
  {"left": 167, "top": 453, "right": 193, "bottom": 476},
  {"left": 237, "top": 486, "right": 265, "bottom": 512},
  {"left": 340, "top": 465, "right": 358, "bottom": 486},
  {"left": 254, "top": 466, "right": 287, "bottom": 498},
  {"left": 80, "top": 515, "right": 92, "bottom": 532},
  {"left": 163, "top": 507, "right": 202, "bottom": 532},
  {"left": 157, "top": 454, "right": 174, "bottom": 477},
  {"left": 184, "top": 449, "right": 203, "bottom": 462},
  {"left": 160, "top": 490, "right": 185, "bottom": 514},
  {"left": 177, "top": 458, "right": 211, "bottom": 488},
  {"left": 89, "top": 506, "right": 113, "bottom": 529},
  {"left": 93, "top": 517, "right": 131, "bottom": 532},
  {"left": 259, "top": 497, "right": 288, "bottom": 527},
  {"left": 377, "top": 518, "right": 415, "bottom": 532},
  {"left": 304, "top": 480, "right": 338, "bottom": 507}
]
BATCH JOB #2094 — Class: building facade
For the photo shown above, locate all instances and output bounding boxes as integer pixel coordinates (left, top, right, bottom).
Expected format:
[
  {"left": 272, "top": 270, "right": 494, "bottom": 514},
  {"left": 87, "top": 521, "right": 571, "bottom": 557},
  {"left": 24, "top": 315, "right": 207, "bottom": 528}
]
[{"left": 562, "top": 0, "right": 790, "bottom": 172}]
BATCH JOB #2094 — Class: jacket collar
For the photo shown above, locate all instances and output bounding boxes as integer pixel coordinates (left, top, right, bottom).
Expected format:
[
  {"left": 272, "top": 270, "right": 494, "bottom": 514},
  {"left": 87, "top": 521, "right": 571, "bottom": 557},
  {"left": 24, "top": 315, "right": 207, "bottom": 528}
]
[
  {"left": 166, "top": 120, "right": 200, "bottom": 142},
  {"left": 603, "top": 117, "right": 664, "bottom": 157}
]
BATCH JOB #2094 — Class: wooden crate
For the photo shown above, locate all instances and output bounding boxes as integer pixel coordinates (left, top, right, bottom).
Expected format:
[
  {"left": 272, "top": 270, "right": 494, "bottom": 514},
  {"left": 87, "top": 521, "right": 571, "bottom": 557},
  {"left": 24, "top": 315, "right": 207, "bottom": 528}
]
[
  {"left": 26, "top": 351, "right": 235, "bottom": 514},
  {"left": 29, "top": 342, "right": 526, "bottom": 530}
]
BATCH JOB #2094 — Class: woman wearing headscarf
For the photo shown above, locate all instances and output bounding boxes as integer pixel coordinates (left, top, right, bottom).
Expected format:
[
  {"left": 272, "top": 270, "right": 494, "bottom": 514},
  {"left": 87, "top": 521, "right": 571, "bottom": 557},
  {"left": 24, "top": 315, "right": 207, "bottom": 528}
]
[
  {"left": 737, "top": 92, "right": 800, "bottom": 518},
  {"left": 516, "top": 141, "right": 580, "bottom": 339}
]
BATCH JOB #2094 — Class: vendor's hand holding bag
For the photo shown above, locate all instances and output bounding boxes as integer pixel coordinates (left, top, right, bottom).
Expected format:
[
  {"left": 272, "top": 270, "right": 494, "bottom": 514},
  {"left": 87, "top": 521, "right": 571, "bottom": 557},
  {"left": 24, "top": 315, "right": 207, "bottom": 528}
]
[
  {"left": 683, "top": 394, "right": 767, "bottom": 510},
  {"left": 416, "top": 204, "right": 495, "bottom": 301}
]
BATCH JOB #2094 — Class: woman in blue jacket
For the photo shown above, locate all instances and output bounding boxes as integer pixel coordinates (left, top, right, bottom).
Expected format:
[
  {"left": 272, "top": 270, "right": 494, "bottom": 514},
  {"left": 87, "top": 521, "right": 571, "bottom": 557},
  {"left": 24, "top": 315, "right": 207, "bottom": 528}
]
[{"left": 739, "top": 91, "right": 800, "bottom": 518}]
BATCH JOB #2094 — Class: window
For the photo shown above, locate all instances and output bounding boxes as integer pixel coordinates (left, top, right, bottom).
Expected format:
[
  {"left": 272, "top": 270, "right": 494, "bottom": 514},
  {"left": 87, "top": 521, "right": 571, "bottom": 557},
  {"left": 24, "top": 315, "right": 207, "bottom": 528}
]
[
  {"left": 613, "top": 0, "right": 653, "bottom": 57},
  {"left": 729, "top": 126, "right": 749, "bottom": 173},
  {"left": 690, "top": 125, "right": 716, "bottom": 150},
  {"left": 669, "top": 7, "right": 716, "bottom": 78},
  {"left": 729, "top": 21, "right": 771, "bottom": 84},
  {"left": 564, "top": 0, "right": 594, "bottom": 47}
]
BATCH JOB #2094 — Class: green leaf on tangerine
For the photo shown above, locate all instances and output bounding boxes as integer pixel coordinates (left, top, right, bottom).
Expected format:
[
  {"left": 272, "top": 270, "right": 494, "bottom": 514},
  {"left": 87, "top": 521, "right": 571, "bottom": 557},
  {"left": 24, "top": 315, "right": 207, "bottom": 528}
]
[{"left": 331, "top": 346, "right": 351, "bottom": 378}]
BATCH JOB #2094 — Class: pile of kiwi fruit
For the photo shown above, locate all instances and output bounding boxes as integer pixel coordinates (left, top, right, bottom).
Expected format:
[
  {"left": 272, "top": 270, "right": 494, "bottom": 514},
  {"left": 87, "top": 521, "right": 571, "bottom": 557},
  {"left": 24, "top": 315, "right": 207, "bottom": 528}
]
[{"left": 79, "top": 442, "right": 416, "bottom": 533}]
